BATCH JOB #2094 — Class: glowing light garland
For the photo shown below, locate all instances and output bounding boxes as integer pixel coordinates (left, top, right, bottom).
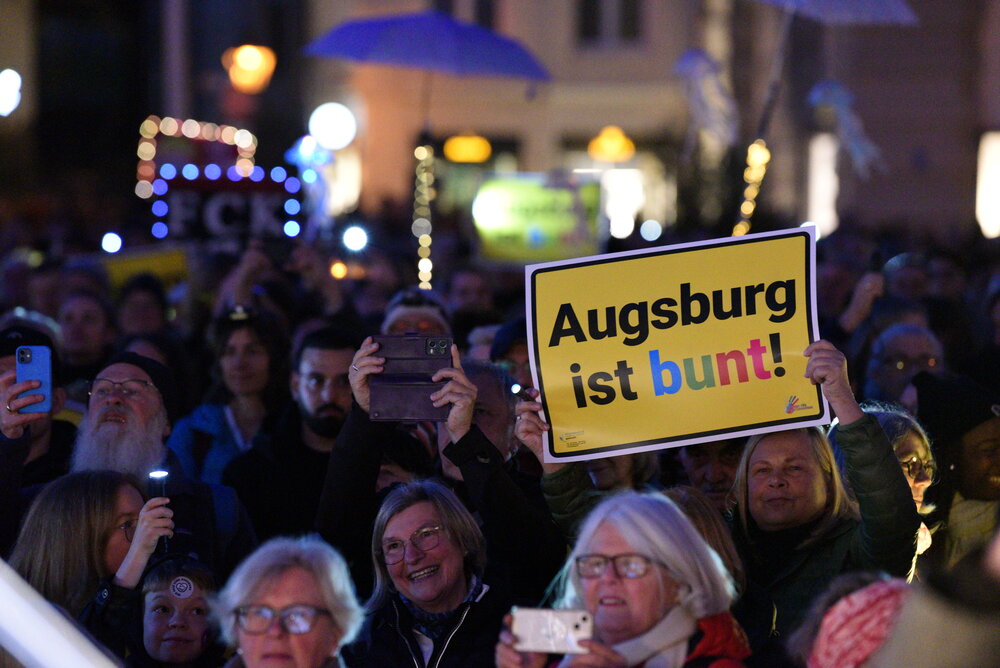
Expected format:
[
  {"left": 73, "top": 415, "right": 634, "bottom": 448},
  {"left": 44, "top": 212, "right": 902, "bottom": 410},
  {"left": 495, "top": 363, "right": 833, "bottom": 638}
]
[
  {"left": 412, "top": 144, "right": 436, "bottom": 289},
  {"left": 732, "top": 139, "right": 771, "bottom": 236},
  {"left": 135, "top": 115, "right": 258, "bottom": 200}
]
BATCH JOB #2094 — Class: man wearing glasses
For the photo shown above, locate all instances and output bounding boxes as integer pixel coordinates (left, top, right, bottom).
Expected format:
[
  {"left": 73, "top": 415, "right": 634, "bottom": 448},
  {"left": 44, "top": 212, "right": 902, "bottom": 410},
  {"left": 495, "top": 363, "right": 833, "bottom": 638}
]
[{"left": 0, "top": 350, "right": 256, "bottom": 581}]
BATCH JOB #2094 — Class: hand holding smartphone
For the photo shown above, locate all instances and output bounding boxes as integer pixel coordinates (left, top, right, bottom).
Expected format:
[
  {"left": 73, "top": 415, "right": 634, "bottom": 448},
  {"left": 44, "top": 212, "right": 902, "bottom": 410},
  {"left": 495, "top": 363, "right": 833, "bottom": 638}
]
[
  {"left": 368, "top": 334, "right": 453, "bottom": 422},
  {"left": 511, "top": 608, "right": 592, "bottom": 654},
  {"left": 15, "top": 346, "right": 52, "bottom": 414}
]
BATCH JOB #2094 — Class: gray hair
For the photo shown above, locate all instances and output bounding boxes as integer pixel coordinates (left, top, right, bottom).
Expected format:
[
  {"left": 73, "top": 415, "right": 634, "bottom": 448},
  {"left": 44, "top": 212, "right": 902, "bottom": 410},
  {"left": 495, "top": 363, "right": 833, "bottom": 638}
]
[
  {"left": 559, "top": 491, "right": 735, "bottom": 619},
  {"left": 213, "top": 535, "right": 362, "bottom": 648},
  {"left": 368, "top": 479, "right": 486, "bottom": 612}
]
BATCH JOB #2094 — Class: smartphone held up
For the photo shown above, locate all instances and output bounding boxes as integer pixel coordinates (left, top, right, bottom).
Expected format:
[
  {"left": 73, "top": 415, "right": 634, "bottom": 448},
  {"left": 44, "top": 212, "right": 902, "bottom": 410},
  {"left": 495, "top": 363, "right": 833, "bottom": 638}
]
[
  {"left": 15, "top": 346, "right": 52, "bottom": 414},
  {"left": 369, "top": 334, "right": 453, "bottom": 422},
  {"left": 511, "top": 607, "right": 592, "bottom": 654}
]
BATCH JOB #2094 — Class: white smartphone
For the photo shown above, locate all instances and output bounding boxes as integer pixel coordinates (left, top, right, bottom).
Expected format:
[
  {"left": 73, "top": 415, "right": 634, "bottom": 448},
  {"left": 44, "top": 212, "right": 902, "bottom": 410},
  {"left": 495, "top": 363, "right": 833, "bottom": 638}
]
[{"left": 511, "top": 607, "right": 592, "bottom": 655}]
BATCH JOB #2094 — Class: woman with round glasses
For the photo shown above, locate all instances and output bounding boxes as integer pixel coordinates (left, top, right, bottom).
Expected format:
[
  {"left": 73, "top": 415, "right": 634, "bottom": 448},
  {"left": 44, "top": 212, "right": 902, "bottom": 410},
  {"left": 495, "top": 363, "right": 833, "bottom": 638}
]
[
  {"left": 214, "top": 535, "right": 362, "bottom": 668},
  {"left": 341, "top": 479, "right": 510, "bottom": 668},
  {"left": 8, "top": 470, "right": 174, "bottom": 657},
  {"left": 497, "top": 491, "right": 749, "bottom": 667},
  {"left": 830, "top": 402, "right": 938, "bottom": 567}
]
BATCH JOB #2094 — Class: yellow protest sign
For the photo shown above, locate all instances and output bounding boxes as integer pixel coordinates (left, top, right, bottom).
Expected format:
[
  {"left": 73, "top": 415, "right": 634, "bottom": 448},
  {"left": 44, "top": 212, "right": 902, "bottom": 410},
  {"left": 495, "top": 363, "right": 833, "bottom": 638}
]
[{"left": 526, "top": 227, "right": 827, "bottom": 462}]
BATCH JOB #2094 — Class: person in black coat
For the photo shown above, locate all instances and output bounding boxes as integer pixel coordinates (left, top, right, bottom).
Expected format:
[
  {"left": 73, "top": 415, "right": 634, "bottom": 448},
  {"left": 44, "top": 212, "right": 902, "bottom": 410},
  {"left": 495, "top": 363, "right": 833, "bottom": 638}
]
[{"left": 315, "top": 337, "right": 566, "bottom": 605}]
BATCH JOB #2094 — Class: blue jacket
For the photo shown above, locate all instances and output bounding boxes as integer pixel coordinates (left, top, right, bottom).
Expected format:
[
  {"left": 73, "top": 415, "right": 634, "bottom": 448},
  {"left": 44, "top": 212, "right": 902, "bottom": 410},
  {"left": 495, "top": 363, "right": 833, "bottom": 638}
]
[{"left": 167, "top": 403, "right": 243, "bottom": 484}]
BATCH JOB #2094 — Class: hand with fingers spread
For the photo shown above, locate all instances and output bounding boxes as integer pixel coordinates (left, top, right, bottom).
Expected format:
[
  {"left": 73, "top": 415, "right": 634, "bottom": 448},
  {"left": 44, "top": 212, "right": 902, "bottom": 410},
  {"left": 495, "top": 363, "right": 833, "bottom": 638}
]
[
  {"left": 804, "top": 339, "right": 863, "bottom": 425},
  {"left": 348, "top": 337, "right": 384, "bottom": 413},
  {"left": 0, "top": 370, "right": 48, "bottom": 439},
  {"left": 431, "top": 345, "right": 477, "bottom": 444},
  {"left": 114, "top": 496, "right": 174, "bottom": 589}
]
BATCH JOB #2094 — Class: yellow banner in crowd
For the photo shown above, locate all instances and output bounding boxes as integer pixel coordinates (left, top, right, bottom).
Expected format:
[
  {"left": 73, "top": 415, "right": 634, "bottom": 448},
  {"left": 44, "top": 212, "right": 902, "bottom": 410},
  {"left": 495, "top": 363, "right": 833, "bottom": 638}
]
[{"left": 526, "top": 227, "right": 828, "bottom": 462}]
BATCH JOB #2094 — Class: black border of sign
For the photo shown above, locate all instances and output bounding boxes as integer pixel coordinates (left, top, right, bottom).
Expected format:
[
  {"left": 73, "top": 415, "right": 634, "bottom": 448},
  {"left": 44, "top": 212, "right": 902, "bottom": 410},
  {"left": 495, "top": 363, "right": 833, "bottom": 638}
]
[{"left": 529, "top": 229, "right": 821, "bottom": 460}]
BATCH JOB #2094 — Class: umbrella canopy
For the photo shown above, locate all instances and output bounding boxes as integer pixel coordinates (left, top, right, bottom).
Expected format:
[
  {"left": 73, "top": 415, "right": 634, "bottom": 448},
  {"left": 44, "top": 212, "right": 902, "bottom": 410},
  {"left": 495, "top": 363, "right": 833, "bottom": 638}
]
[
  {"left": 305, "top": 10, "right": 550, "bottom": 81},
  {"left": 748, "top": 0, "right": 917, "bottom": 26}
]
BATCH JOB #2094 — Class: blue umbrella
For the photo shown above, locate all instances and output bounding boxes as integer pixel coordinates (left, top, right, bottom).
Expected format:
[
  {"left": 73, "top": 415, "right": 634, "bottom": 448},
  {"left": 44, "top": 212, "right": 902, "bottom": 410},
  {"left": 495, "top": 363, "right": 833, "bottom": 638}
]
[
  {"left": 733, "top": 0, "right": 918, "bottom": 233},
  {"left": 746, "top": 0, "right": 918, "bottom": 136},
  {"left": 305, "top": 10, "right": 550, "bottom": 81},
  {"left": 749, "top": 0, "right": 917, "bottom": 26}
]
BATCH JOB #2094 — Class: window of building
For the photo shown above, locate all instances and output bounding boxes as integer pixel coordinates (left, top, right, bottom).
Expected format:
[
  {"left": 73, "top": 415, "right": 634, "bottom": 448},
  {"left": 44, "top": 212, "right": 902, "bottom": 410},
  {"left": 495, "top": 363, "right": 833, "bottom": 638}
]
[
  {"left": 433, "top": 0, "right": 454, "bottom": 14},
  {"left": 619, "top": 0, "right": 640, "bottom": 41},
  {"left": 576, "top": 0, "right": 642, "bottom": 47},
  {"left": 474, "top": 0, "right": 495, "bottom": 28},
  {"left": 577, "top": 0, "right": 602, "bottom": 43}
]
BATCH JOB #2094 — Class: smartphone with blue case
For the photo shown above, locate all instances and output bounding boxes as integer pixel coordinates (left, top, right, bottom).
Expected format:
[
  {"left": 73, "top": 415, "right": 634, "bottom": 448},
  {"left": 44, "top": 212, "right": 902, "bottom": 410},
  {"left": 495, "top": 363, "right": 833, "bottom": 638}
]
[{"left": 15, "top": 345, "right": 52, "bottom": 413}]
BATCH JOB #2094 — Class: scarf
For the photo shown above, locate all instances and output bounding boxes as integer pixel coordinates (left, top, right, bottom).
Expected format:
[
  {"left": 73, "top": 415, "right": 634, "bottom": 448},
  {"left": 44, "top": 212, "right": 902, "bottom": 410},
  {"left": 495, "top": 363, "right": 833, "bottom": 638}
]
[
  {"left": 612, "top": 606, "right": 697, "bottom": 668},
  {"left": 399, "top": 575, "right": 484, "bottom": 641}
]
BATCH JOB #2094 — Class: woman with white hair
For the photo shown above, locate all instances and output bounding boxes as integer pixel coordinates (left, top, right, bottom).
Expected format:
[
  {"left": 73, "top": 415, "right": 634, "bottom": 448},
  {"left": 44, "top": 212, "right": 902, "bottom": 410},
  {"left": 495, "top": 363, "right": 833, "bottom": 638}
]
[
  {"left": 496, "top": 491, "right": 750, "bottom": 667},
  {"left": 213, "top": 535, "right": 362, "bottom": 668}
]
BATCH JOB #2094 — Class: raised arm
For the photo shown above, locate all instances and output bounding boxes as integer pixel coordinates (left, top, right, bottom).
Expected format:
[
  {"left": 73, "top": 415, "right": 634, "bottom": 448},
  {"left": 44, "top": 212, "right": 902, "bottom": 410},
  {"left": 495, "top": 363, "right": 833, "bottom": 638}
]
[{"left": 806, "top": 339, "right": 919, "bottom": 576}]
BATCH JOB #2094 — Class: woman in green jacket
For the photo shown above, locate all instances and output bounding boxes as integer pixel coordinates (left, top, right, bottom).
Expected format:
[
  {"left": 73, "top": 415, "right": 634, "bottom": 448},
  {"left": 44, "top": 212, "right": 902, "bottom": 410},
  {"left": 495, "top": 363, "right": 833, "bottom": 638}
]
[{"left": 728, "top": 340, "right": 919, "bottom": 666}]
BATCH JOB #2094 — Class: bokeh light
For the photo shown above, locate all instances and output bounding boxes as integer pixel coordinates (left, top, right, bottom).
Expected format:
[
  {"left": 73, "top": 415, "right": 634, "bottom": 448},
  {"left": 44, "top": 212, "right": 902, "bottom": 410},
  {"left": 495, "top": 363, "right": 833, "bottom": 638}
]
[
  {"left": 101, "top": 233, "right": 123, "bottom": 253},
  {"left": 309, "top": 103, "right": 357, "bottom": 151},
  {"left": 342, "top": 225, "right": 368, "bottom": 251}
]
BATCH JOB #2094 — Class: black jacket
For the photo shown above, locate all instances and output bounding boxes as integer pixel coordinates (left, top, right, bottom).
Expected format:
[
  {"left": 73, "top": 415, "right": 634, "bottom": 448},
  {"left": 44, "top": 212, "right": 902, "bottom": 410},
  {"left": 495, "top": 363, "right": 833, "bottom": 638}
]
[
  {"left": 342, "top": 583, "right": 509, "bottom": 668},
  {"left": 223, "top": 401, "right": 331, "bottom": 541},
  {"left": 315, "top": 402, "right": 566, "bottom": 603}
]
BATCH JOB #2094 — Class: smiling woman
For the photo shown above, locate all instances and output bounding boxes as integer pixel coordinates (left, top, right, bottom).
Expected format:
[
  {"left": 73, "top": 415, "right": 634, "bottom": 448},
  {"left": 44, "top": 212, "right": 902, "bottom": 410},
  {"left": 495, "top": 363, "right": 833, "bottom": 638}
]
[
  {"left": 727, "top": 340, "right": 919, "bottom": 666},
  {"left": 167, "top": 308, "right": 289, "bottom": 484},
  {"left": 342, "top": 479, "right": 509, "bottom": 668}
]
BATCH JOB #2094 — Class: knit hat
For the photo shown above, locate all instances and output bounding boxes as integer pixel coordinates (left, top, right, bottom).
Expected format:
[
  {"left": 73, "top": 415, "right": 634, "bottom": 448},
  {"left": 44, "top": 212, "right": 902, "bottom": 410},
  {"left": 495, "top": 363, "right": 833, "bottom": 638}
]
[
  {"left": 380, "top": 287, "right": 451, "bottom": 335},
  {"left": 0, "top": 324, "right": 63, "bottom": 385},
  {"left": 489, "top": 316, "right": 527, "bottom": 362},
  {"left": 808, "top": 578, "right": 909, "bottom": 668},
  {"left": 913, "top": 371, "right": 1000, "bottom": 453},
  {"left": 97, "top": 351, "right": 180, "bottom": 425}
]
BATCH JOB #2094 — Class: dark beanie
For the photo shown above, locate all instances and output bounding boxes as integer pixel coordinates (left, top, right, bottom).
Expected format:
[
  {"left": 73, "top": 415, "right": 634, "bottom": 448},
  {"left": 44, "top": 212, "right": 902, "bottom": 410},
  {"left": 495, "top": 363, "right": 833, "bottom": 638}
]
[
  {"left": 913, "top": 371, "right": 1000, "bottom": 455},
  {"left": 0, "top": 324, "right": 63, "bottom": 384},
  {"left": 98, "top": 352, "right": 180, "bottom": 425},
  {"left": 489, "top": 316, "right": 527, "bottom": 362}
]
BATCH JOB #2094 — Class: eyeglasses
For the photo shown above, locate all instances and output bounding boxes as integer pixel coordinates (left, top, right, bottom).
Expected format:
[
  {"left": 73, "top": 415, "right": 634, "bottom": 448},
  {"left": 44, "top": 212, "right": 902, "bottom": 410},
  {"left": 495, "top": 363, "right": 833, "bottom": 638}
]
[
  {"left": 234, "top": 605, "right": 331, "bottom": 635},
  {"left": 381, "top": 525, "right": 442, "bottom": 565},
  {"left": 575, "top": 553, "right": 661, "bottom": 579},
  {"left": 879, "top": 354, "right": 937, "bottom": 372},
  {"left": 496, "top": 360, "right": 531, "bottom": 376},
  {"left": 899, "top": 456, "right": 936, "bottom": 480},
  {"left": 116, "top": 518, "right": 137, "bottom": 543},
  {"left": 89, "top": 378, "right": 156, "bottom": 400}
]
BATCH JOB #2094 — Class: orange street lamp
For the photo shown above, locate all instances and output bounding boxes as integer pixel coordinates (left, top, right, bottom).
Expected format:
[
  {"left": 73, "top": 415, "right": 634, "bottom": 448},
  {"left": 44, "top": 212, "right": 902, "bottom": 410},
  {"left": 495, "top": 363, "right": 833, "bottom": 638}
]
[
  {"left": 588, "top": 125, "right": 635, "bottom": 163},
  {"left": 222, "top": 44, "right": 277, "bottom": 95},
  {"left": 443, "top": 133, "right": 492, "bottom": 163}
]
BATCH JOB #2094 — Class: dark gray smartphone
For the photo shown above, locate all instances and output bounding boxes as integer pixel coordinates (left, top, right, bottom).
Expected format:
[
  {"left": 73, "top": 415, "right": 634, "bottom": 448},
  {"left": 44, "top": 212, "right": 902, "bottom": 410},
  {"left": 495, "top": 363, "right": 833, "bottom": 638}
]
[{"left": 369, "top": 334, "right": 452, "bottom": 422}]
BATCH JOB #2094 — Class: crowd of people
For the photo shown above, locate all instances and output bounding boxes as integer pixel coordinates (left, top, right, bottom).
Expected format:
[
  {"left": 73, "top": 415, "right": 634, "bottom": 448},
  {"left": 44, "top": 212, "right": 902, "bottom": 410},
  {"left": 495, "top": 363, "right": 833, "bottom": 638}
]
[{"left": 0, "top": 226, "right": 998, "bottom": 668}]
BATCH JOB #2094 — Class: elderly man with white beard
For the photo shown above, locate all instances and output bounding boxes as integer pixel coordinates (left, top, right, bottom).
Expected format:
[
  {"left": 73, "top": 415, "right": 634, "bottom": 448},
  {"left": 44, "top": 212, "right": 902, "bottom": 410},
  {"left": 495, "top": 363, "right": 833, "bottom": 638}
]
[{"left": 1, "top": 351, "right": 256, "bottom": 580}]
